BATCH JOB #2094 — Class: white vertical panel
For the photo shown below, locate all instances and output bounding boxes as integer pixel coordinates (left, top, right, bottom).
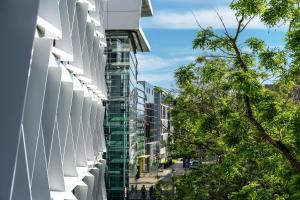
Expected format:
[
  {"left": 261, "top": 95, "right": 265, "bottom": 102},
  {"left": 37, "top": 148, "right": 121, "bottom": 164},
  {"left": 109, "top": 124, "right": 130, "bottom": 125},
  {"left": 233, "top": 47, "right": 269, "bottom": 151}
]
[
  {"left": 76, "top": 2, "right": 88, "bottom": 49},
  {"left": 48, "top": 123, "right": 65, "bottom": 192},
  {"left": 70, "top": 90, "right": 84, "bottom": 150},
  {"left": 37, "top": 0, "right": 62, "bottom": 39},
  {"left": 11, "top": 133, "right": 32, "bottom": 200},
  {"left": 74, "top": 184, "right": 88, "bottom": 200},
  {"left": 89, "top": 168, "right": 100, "bottom": 200},
  {"left": 23, "top": 39, "right": 52, "bottom": 179},
  {"left": 63, "top": 120, "right": 78, "bottom": 177},
  {"left": 83, "top": 175, "right": 95, "bottom": 200},
  {"left": 70, "top": 15, "right": 84, "bottom": 73},
  {"left": 42, "top": 67, "right": 62, "bottom": 162},
  {"left": 76, "top": 124, "right": 88, "bottom": 167},
  {"left": 57, "top": 82, "right": 74, "bottom": 157},
  {"left": 53, "top": 0, "right": 74, "bottom": 61},
  {"left": 31, "top": 129, "right": 51, "bottom": 200}
]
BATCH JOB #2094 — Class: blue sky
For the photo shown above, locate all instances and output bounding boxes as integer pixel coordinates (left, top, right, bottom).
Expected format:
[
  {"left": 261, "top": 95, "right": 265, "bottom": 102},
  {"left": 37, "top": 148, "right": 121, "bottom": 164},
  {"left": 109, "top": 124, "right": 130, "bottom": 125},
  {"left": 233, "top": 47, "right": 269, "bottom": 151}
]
[{"left": 137, "top": 0, "right": 286, "bottom": 89}]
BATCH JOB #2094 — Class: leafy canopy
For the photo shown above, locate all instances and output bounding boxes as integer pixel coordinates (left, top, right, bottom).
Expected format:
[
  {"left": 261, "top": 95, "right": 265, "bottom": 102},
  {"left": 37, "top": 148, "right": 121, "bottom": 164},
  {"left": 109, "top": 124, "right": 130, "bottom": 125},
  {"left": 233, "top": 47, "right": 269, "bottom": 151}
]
[{"left": 166, "top": 0, "right": 300, "bottom": 199}]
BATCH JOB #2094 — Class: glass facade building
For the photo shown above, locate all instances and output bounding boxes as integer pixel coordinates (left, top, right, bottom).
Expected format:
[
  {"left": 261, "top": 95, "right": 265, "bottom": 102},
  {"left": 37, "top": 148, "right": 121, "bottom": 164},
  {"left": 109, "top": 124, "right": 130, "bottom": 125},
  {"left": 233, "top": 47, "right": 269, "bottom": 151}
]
[
  {"left": 155, "top": 91, "right": 172, "bottom": 163},
  {"left": 137, "top": 82, "right": 146, "bottom": 157},
  {"left": 103, "top": 0, "right": 153, "bottom": 198},
  {"left": 105, "top": 31, "right": 138, "bottom": 199},
  {"left": 138, "top": 81, "right": 159, "bottom": 172}
]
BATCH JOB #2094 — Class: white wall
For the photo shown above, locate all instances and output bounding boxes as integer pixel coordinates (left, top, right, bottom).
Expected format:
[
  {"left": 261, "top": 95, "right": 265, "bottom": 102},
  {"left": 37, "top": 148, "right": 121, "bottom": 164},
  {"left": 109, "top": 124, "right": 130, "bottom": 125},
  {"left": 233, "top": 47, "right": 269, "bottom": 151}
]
[{"left": 0, "top": 0, "right": 108, "bottom": 199}]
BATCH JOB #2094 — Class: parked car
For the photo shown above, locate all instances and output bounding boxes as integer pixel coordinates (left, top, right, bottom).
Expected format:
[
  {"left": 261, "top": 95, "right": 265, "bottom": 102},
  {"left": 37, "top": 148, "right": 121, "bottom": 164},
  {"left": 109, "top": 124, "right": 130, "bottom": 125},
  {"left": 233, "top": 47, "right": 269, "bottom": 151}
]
[{"left": 190, "top": 160, "right": 199, "bottom": 169}]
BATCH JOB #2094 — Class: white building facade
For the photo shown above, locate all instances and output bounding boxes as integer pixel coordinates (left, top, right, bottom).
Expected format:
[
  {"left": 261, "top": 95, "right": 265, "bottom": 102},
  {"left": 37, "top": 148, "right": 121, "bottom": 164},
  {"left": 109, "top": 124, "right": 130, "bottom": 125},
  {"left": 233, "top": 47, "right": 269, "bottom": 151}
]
[{"left": 0, "top": 0, "right": 108, "bottom": 199}]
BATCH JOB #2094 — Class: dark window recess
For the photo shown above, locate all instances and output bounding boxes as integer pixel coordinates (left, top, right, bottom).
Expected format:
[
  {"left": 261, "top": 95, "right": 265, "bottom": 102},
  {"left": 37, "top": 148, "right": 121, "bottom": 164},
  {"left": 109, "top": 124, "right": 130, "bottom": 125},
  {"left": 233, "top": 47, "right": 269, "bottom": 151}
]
[{"left": 146, "top": 122, "right": 150, "bottom": 137}]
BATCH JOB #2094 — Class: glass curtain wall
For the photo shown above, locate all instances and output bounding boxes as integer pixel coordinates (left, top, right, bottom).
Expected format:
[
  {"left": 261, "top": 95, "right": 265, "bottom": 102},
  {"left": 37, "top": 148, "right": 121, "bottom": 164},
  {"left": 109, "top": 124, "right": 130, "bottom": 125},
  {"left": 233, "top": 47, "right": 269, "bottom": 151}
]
[
  {"left": 105, "top": 31, "right": 138, "bottom": 200},
  {"left": 138, "top": 81, "right": 158, "bottom": 173},
  {"left": 137, "top": 83, "right": 146, "bottom": 156},
  {"left": 137, "top": 82, "right": 147, "bottom": 174}
]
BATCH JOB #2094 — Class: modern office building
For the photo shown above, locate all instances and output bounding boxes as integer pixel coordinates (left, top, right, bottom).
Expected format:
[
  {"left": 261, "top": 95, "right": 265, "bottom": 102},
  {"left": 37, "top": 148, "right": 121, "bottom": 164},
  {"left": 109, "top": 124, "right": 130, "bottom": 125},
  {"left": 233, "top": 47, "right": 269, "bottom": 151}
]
[
  {"left": 155, "top": 90, "right": 173, "bottom": 163},
  {"left": 137, "top": 82, "right": 148, "bottom": 173},
  {"left": 103, "top": 0, "right": 153, "bottom": 199},
  {"left": 139, "top": 81, "right": 159, "bottom": 171},
  {"left": 0, "top": 0, "right": 108, "bottom": 199}
]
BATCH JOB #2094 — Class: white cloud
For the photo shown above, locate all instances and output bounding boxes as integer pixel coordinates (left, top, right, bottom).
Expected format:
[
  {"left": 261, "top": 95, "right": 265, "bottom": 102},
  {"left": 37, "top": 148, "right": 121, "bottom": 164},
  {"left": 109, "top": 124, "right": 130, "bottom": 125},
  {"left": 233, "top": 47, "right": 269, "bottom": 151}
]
[
  {"left": 142, "top": 7, "right": 267, "bottom": 29},
  {"left": 139, "top": 73, "right": 173, "bottom": 82},
  {"left": 136, "top": 54, "right": 196, "bottom": 86},
  {"left": 162, "top": 0, "right": 231, "bottom": 6},
  {"left": 137, "top": 54, "right": 195, "bottom": 71},
  {"left": 137, "top": 55, "right": 172, "bottom": 70}
]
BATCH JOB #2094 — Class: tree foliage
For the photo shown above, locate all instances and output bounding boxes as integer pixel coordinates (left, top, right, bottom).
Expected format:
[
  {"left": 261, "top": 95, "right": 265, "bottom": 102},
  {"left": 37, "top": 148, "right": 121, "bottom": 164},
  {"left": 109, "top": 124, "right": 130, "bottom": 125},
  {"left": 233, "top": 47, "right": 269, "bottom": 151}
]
[{"left": 167, "top": 0, "right": 300, "bottom": 199}]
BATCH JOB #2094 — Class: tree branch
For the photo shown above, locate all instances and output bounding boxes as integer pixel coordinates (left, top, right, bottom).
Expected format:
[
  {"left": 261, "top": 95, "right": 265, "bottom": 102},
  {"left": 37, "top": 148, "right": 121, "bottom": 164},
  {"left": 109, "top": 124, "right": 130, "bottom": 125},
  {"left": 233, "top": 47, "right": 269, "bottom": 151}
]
[
  {"left": 216, "top": 11, "right": 230, "bottom": 37},
  {"left": 204, "top": 54, "right": 237, "bottom": 59},
  {"left": 191, "top": 11, "right": 223, "bottom": 40},
  {"left": 231, "top": 31, "right": 300, "bottom": 174},
  {"left": 234, "top": 16, "right": 244, "bottom": 41},
  {"left": 239, "top": 16, "right": 255, "bottom": 34}
]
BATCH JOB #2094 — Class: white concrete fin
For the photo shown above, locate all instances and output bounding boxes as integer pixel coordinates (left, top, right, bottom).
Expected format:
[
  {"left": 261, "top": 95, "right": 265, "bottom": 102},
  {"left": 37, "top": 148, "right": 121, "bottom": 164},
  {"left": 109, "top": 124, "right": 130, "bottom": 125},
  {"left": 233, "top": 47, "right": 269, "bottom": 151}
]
[
  {"left": 70, "top": 90, "right": 85, "bottom": 150},
  {"left": 89, "top": 168, "right": 100, "bottom": 200},
  {"left": 94, "top": 106, "right": 104, "bottom": 153},
  {"left": 57, "top": 82, "right": 74, "bottom": 156},
  {"left": 76, "top": 2, "right": 89, "bottom": 50},
  {"left": 89, "top": 2, "right": 101, "bottom": 26},
  {"left": 82, "top": 97, "right": 93, "bottom": 137},
  {"left": 70, "top": 15, "right": 84, "bottom": 72},
  {"left": 86, "top": 128, "right": 95, "bottom": 161},
  {"left": 92, "top": 129, "right": 100, "bottom": 157},
  {"left": 63, "top": 120, "right": 78, "bottom": 177},
  {"left": 31, "top": 128, "right": 51, "bottom": 200},
  {"left": 67, "top": 0, "right": 77, "bottom": 30},
  {"left": 76, "top": 123, "right": 88, "bottom": 167},
  {"left": 48, "top": 123, "right": 65, "bottom": 192},
  {"left": 42, "top": 67, "right": 62, "bottom": 163},
  {"left": 86, "top": 23, "right": 96, "bottom": 57},
  {"left": 99, "top": 105, "right": 107, "bottom": 152},
  {"left": 74, "top": 183, "right": 88, "bottom": 200},
  {"left": 82, "top": 175, "right": 95, "bottom": 200},
  {"left": 82, "top": 38, "right": 92, "bottom": 81},
  {"left": 11, "top": 133, "right": 32, "bottom": 200},
  {"left": 37, "top": 0, "right": 62, "bottom": 39},
  {"left": 54, "top": 0, "right": 74, "bottom": 62},
  {"left": 23, "top": 38, "right": 52, "bottom": 179},
  {"left": 96, "top": 162, "right": 107, "bottom": 199}
]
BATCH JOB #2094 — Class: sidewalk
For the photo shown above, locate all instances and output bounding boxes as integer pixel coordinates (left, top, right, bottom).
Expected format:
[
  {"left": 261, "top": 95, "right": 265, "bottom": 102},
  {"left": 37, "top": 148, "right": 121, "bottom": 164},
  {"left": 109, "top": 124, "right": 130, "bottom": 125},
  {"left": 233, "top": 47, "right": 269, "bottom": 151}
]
[
  {"left": 135, "top": 168, "right": 172, "bottom": 190},
  {"left": 129, "top": 169, "right": 172, "bottom": 200}
]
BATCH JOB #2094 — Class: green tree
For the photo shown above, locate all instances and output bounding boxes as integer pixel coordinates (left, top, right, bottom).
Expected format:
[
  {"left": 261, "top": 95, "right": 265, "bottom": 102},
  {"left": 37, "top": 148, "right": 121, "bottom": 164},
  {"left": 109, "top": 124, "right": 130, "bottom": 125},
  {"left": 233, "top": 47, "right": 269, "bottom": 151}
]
[{"left": 167, "top": 0, "right": 300, "bottom": 199}]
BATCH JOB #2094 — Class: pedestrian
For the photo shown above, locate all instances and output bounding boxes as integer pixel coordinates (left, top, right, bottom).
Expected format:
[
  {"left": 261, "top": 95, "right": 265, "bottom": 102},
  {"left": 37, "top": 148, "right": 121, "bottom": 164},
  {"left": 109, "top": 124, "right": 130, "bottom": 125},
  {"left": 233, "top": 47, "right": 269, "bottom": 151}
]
[
  {"left": 136, "top": 166, "right": 140, "bottom": 180},
  {"left": 131, "top": 185, "right": 135, "bottom": 194},
  {"left": 152, "top": 187, "right": 156, "bottom": 200},
  {"left": 135, "top": 184, "right": 138, "bottom": 193},
  {"left": 141, "top": 185, "right": 147, "bottom": 200},
  {"left": 149, "top": 185, "right": 154, "bottom": 199}
]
